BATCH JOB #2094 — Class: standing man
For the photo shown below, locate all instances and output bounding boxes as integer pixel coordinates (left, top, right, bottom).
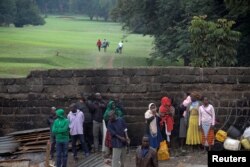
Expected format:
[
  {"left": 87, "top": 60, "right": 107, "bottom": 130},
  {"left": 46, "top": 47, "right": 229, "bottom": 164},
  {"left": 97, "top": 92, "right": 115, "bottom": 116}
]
[
  {"left": 179, "top": 92, "right": 191, "bottom": 151},
  {"left": 67, "top": 103, "right": 90, "bottom": 160},
  {"left": 102, "top": 39, "right": 109, "bottom": 52},
  {"left": 103, "top": 100, "right": 124, "bottom": 158},
  {"left": 47, "top": 106, "right": 57, "bottom": 159},
  {"left": 90, "top": 93, "right": 107, "bottom": 152},
  {"left": 96, "top": 39, "right": 102, "bottom": 52},
  {"left": 136, "top": 136, "right": 158, "bottom": 167},
  {"left": 108, "top": 110, "right": 130, "bottom": 167},
  {"left": 52, "top": 109, "right": 69, "bottom": 167},
  {"left": 118, "top": 41, "right": 123, "bottom": 54},
  {"left": 76, "top": 94, "right": 93, "bottom": 152}
]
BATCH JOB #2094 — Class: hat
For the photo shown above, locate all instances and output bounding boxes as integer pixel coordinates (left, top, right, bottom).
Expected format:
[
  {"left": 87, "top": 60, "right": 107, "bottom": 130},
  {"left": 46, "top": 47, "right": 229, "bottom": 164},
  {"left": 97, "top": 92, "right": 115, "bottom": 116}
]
[
  {"left": 161, "top": 97, "right": 171, "bottom": 106},
  {"left": 95, "top": 92, "right": 101, "bottom": 96}
]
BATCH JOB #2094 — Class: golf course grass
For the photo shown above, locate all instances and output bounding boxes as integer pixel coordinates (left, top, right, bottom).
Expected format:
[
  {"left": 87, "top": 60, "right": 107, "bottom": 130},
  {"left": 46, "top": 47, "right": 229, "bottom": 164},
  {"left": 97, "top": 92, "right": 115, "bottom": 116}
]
[{"left": 0, "top": 15, "right": 180, "bottom": 78}]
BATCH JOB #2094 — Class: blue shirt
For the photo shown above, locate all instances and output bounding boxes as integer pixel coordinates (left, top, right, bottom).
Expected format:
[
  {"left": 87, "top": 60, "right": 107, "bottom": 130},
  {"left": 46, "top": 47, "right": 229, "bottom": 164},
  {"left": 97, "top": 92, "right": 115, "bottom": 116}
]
[{"left": 108, "top": 118, "right": 127, "bottom": 148}]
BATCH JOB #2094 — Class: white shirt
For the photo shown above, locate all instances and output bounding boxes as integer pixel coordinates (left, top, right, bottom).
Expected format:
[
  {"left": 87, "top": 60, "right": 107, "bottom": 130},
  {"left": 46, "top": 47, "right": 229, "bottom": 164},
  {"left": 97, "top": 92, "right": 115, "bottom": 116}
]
[
  {"left": 118, "top": 42, "right": 123, "bottom": 48},
  {"left": 67, "top": 109, "right": 84, "bottom": 135}
]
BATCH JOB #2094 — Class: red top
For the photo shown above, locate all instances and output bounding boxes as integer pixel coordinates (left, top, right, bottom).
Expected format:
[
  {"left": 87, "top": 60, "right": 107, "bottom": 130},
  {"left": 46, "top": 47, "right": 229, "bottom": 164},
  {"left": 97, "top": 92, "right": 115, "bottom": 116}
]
[
  {"left": 159, "top": 96, "right": 174, "bottom": 132},
  {"left": 97, "top": 40, "right": 102, "bottom": 47}
]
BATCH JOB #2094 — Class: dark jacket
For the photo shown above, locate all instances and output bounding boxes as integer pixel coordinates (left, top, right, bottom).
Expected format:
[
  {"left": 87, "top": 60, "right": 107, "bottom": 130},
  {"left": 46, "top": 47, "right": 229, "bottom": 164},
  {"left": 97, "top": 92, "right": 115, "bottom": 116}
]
[
  {"left": 136, "top": 146, "right": 158, "bottom": 167},
  {"left": 76, "top": 101, "right": 92, "bottom": 123},
  {"left": 47, "top": 114, "right": 57, "bottom": 131},
  {"left": 108, "top": 117, "right": 127, "bottom": 148},
  {"left": 89, "top": 99, "right": 106, "bottom": 123}
]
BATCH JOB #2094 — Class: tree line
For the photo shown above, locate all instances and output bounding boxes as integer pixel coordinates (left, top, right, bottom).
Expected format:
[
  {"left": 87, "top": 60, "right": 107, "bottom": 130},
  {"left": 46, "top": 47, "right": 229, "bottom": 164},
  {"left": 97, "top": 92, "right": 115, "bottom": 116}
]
[
  {"left": 0, "top": 0, "right": 45, "bottom": 27},
  {"left": 36, "top": 0, "right": 117, "bottom": 21},
  {"left": 1, "top": 0, "right": 249, "bottom": 67},
  {"left": 0, "top": 0, "right": 118, "bottom": 27},
  {"left": 111, "top": 0, "right": 250, "bottom": 67}
]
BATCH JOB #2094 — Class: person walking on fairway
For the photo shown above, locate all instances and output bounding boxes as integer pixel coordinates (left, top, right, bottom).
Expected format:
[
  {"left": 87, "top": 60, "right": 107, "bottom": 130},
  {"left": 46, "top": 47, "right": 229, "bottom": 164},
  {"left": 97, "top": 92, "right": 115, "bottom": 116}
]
[
  {"left": 97, "top": 39, "right": 102, "bottom": 52},
  {"left": 102, "top": 39, "right": 109, "bottom": 52}
]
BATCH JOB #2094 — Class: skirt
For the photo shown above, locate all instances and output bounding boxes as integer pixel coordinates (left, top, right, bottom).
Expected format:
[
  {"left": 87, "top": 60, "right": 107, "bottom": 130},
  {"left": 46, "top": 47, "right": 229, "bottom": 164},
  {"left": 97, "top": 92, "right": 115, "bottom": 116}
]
[
  {"left": 179, "top": 118, "right": 187, "bottom": 138},
  {"left": 201, "top": 123, "right": 214, "bottom": 146},
  {"left": 105, "top": 130, "right": 112, "bottom": 148},
  {"left": 186, "top": 115, "right": 201, "bottom": 145}
]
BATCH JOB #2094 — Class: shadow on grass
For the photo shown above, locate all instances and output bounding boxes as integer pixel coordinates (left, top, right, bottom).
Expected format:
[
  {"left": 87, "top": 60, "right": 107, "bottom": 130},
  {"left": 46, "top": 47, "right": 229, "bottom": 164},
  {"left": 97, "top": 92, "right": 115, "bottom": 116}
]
[
  {"left": 113, "top": 56, "right": 183, "bottom": 67},
  {"left": 0, "top": 57, "right": 59, "bottom": 66},
  {"left": 56, "top": 15, "right": 112, "bottom": 23}
]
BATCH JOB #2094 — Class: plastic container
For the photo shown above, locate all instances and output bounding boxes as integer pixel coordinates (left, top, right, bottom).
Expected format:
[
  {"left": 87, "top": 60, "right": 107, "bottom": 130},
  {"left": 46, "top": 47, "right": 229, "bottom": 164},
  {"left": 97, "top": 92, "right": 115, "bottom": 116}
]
[
  {"left": 215, "top": 130, "right": 227, "bottom": 142},
  {"left": 227, "top": 125, "right": 241, "bottom": 139},
  {"left": 241, "top": 138, "right": 250, "bottom": 150},
  {"left": 224, "top": 137, "right": 241, "bottom": 151},
  {"left": 157, "top": 140, "right": 169, "bottom": 160}
]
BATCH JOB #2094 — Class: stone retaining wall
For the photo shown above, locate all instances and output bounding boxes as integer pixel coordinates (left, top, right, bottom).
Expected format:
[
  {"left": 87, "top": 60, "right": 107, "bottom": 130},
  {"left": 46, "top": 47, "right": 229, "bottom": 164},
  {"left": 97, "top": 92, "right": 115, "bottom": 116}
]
[{"left": 0, "top": 67, "right": 250, "bottom": 145}]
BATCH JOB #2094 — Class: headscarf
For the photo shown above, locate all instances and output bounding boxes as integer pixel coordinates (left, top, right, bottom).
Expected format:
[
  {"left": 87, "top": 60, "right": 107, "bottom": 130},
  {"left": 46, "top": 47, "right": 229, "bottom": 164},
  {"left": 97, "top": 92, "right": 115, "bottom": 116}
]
[
  {"left": 145, "top": 103, "right": 158, "bottom": 135},
  {"left": 145, "top": 103, "right": 157, "bottom": 119},
  {"left": 159, "top": 97, "right": 174, "bottom": 133},
  {"left": 56, "top": 109, "right": 65, "bottom": 119},
  {"left": 103, "top": 100, "right": 123, "bottom": 121},
  {"left": 161, "top": 97, "right": 171, "bottom": 106},
  {"left": 159, "top": 97, "right": 171, "bottom": 114}
]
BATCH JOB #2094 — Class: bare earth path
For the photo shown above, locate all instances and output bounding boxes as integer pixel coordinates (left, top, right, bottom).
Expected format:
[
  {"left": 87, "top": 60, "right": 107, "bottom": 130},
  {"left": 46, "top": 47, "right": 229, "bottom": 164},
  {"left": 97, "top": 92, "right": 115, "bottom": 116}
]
[
  {"left": 95, "top": 54, "right": 114, "bottom": 68},
  {"left": 107, "top": 55, "right": 114, "bottom": 68}
]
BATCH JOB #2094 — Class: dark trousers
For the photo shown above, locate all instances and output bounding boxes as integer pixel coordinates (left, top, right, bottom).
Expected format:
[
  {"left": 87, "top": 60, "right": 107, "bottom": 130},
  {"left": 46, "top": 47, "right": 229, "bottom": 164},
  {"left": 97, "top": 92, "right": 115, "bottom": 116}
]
[
  {"left": 56, "top": 141, "right": 68, "bottom": 167},
  {"left": 84, "top": 122, "right": 93, "bottom": 150},
  {"left": 50, "top": 134, "right": 56, "bottom": 158},
  {"left": 71, "top": 134, "right": 89, "bottom": 157}
]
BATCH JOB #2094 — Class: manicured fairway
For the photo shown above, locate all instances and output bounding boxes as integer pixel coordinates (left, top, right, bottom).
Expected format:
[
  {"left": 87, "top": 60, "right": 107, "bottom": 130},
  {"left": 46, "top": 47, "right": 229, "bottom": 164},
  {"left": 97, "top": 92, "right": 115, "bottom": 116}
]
[{"left": 0, "top": 15, "right": 179, "bottom": 78}]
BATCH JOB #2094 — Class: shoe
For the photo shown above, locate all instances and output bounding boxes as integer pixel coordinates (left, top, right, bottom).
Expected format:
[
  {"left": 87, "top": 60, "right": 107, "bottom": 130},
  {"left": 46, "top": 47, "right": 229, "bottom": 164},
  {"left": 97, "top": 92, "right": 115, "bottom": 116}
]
[
  {"left": 85, "top": 153, "right": 90, "bottom": 157},
  {"left": 104, "top": 159, "right": 112, "bottom": 166},
  {"left": 74, "top": 156, "right": 78, "bottom": 161}
]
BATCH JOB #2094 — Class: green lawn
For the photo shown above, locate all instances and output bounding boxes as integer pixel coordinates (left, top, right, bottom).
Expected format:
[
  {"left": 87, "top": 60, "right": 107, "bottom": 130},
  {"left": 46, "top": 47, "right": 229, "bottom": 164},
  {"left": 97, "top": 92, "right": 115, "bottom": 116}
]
[{"left": 0, "top": 15, "right": 179, "bottom": 78}]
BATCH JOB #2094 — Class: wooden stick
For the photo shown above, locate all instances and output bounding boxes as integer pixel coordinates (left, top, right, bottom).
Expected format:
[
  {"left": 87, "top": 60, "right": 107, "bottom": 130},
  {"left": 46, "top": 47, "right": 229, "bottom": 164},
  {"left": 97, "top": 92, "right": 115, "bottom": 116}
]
[{"left": 45, "top": 140, "right": 50, "bottom": 167}]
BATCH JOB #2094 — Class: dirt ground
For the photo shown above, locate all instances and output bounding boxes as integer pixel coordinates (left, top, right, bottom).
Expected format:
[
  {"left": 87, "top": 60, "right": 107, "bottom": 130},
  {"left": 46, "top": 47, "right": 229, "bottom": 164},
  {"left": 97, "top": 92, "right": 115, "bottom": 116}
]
[
  {"left": 72, "top": 147, "right": 208, "bottom": 167},
  {"left": 123, "top": 148, "right": 208, "bottom": 167},
  {"left": 0, "top": 147, "right": 208, "bottom": 167}
]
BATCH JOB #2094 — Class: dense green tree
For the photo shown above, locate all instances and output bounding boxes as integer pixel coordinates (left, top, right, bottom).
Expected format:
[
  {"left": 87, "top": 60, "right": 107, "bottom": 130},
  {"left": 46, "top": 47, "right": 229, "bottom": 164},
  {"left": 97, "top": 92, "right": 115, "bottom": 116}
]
[
  {"left": 0, "top": 0, "right": 45, "bottom": 27},
  {"left": 0, "top": 0, "right": 16, "bottom": 26},
  {"left": 35, "top": 0, "right": 69, "bottom": 14},
  {"left": 224, "top": 0, "right": 250, "bottom": 66},
  {"left": 224, "top": 0, "right": 250, "bottom": 17},
  {"left": 69, "top": 0, "right": 117, "bottom": 21},
  {"left": 112, "top": 0, "right": 249, "bottom": 67},
  {"left": 35, "top": 0, "right": 48, "bottom": 14},
  {"left": 14, "top": 0, "right": 45, "bottom": 27},
  {"left": 189, "top": 16, "right": 241, "bottom": 67},
  {"left": 98, "top": 0, "right": 117, "bottom": 21}
]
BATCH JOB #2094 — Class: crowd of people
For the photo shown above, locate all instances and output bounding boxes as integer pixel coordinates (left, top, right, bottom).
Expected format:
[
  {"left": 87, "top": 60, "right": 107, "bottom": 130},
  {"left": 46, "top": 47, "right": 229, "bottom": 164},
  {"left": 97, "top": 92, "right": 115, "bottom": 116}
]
[{"left": 48, "top": 91, "right": 216, "bottom": 167}]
